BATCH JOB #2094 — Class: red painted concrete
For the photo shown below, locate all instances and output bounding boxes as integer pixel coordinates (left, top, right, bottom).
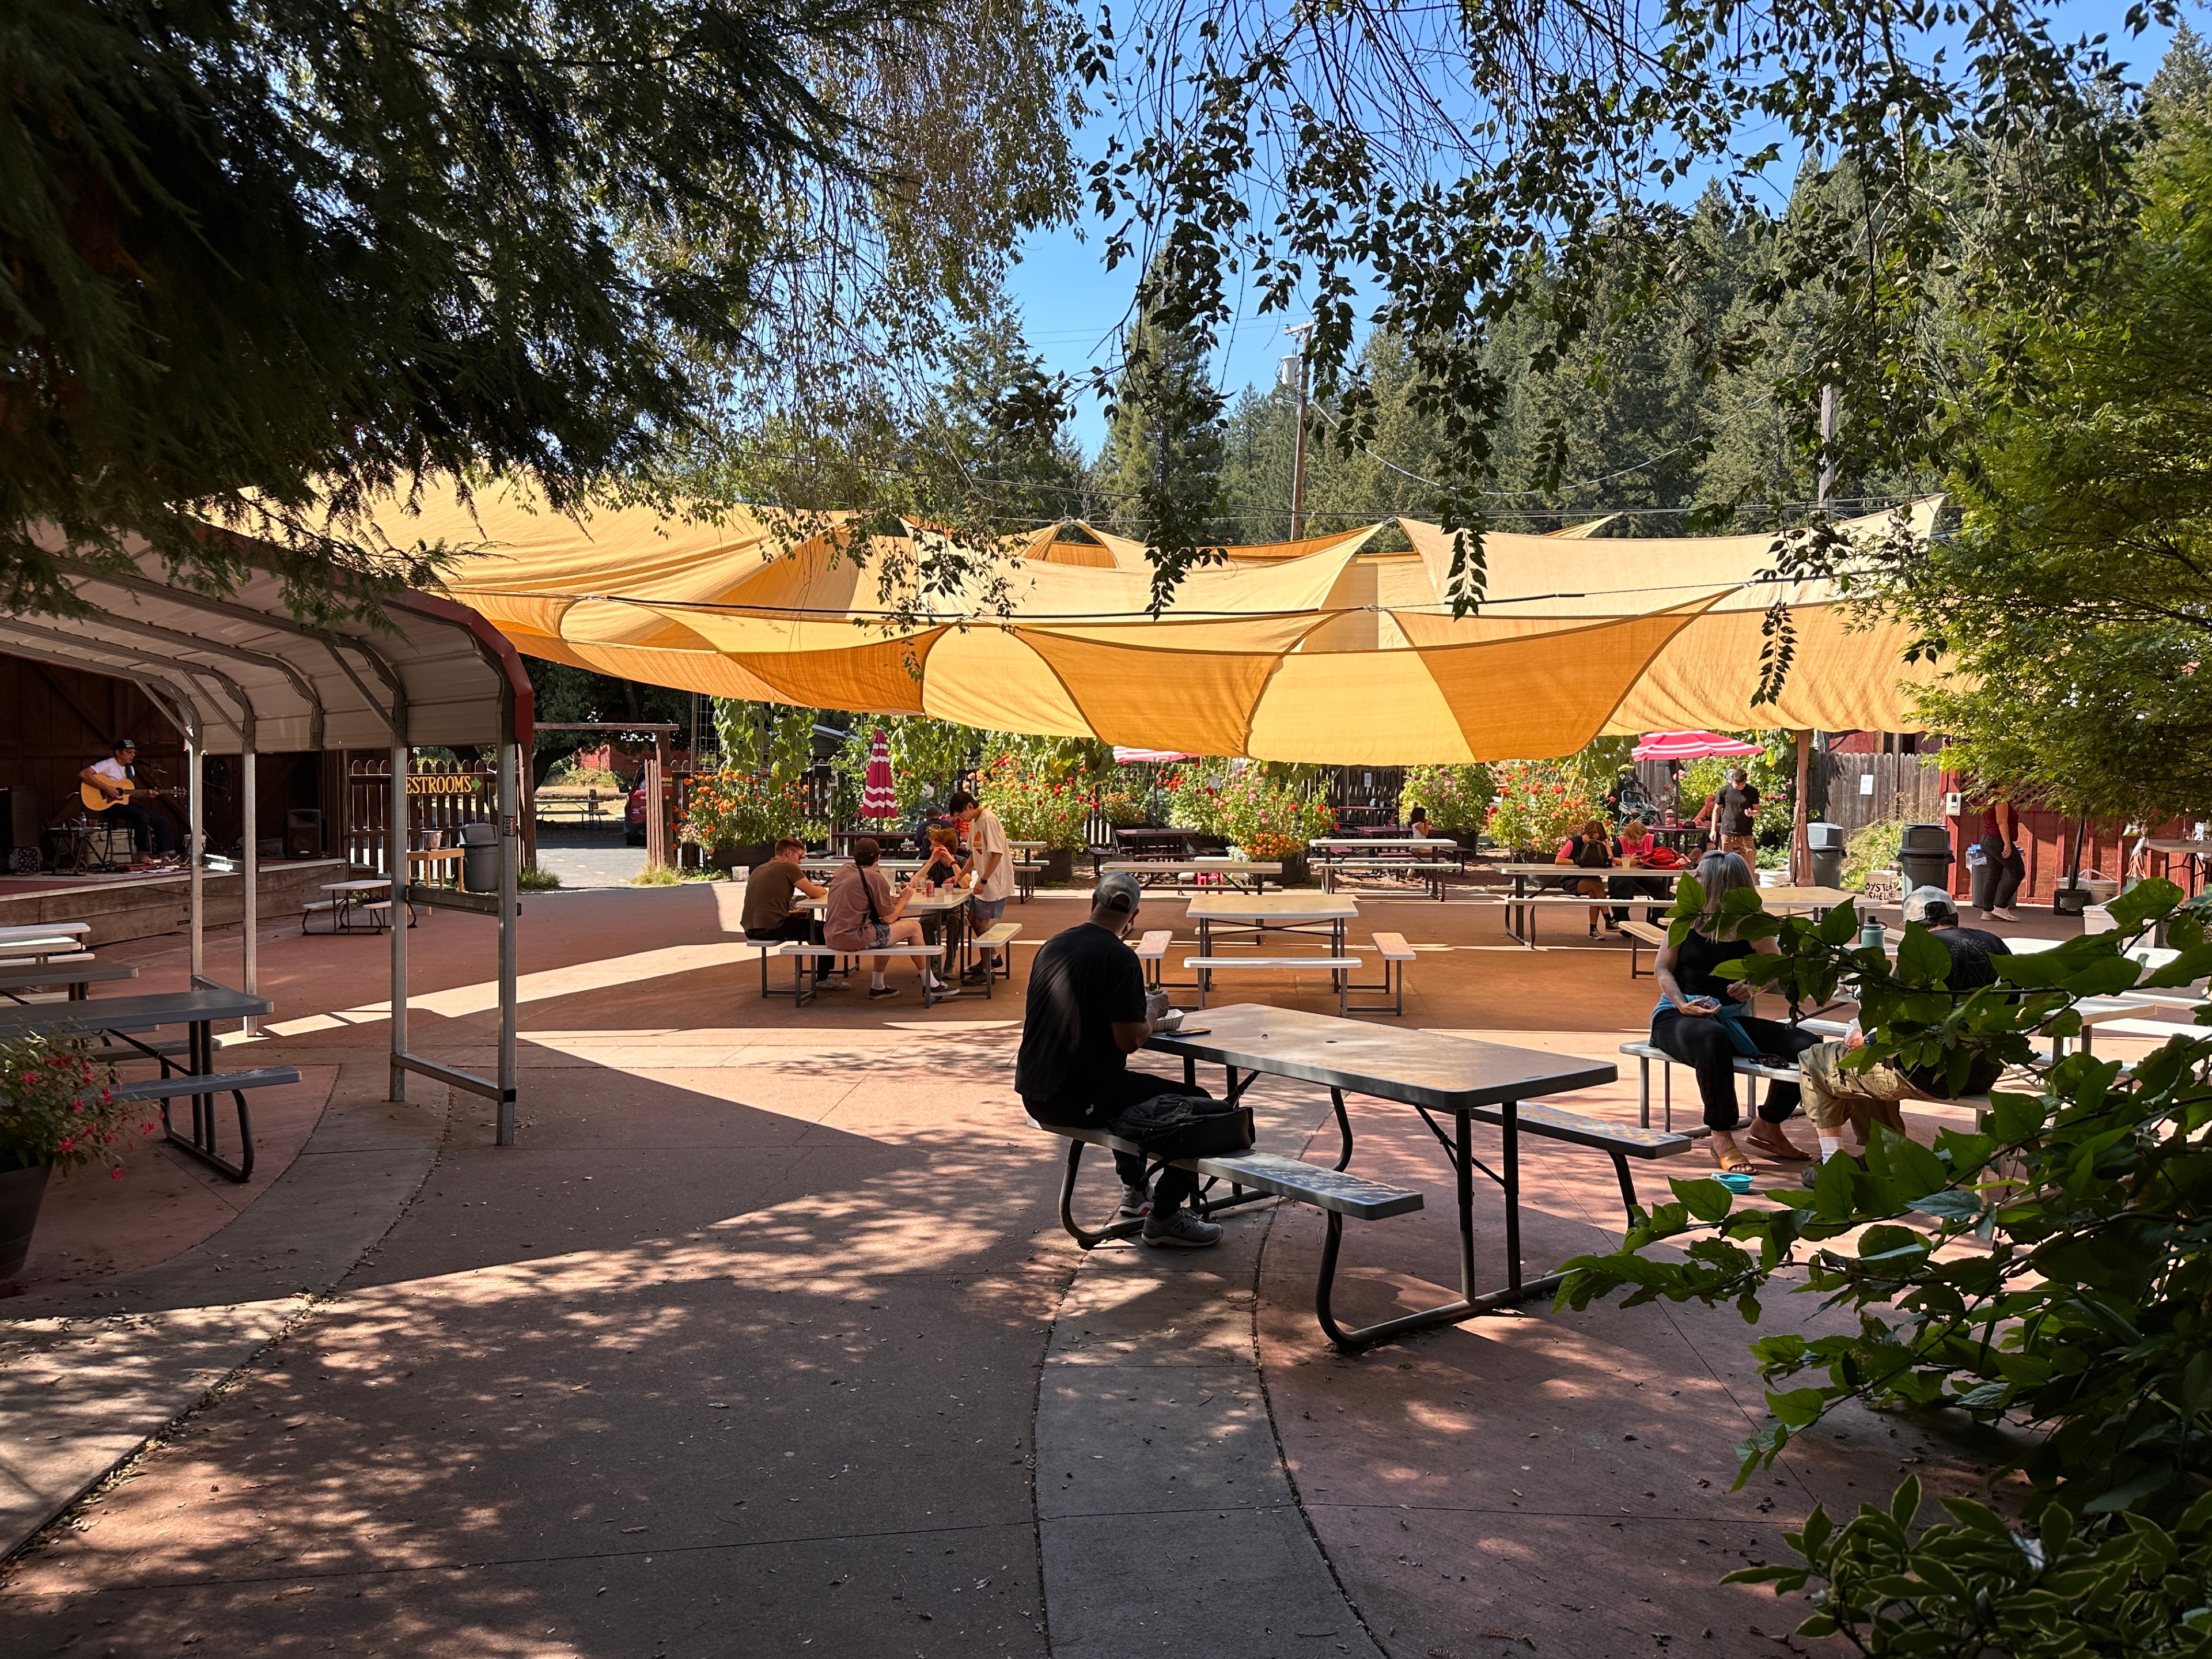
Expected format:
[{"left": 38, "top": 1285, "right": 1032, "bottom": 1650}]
[{"left": 2, "top": 880, "right": 2089, "bottom": 1654}]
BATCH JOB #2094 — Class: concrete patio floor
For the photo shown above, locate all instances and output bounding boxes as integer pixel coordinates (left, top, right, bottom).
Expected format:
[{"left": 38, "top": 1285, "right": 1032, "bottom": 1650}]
[{"left": 0, "top": 881, "right": 2079, "bottom": 1657}]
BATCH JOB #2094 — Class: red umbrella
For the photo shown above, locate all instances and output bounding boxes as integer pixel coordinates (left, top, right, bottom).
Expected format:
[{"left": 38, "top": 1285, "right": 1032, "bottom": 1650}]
[
  {"left": 860, "top": 729, "right": 898, "bottom": 819},
  {"left": 1633, "top": 730, "right": 1763, "bottom": 761}
]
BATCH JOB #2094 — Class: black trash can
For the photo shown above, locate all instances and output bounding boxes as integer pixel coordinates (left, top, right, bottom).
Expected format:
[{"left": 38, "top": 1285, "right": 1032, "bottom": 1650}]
[
  {"left": 459, "top": 821, "right": 501, "bottom": 893},
  {"left": 1807, "top": 821, "right": 1846, "bottom": 889},
  {"left": 1897, "top": 823, "right": 1954, "bottom": 897}
]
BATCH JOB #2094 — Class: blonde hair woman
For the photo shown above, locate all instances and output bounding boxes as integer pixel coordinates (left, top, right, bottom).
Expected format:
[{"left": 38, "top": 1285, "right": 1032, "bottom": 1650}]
[{"left": 1645, "top": 852, "right": 1817, "bottom": 1172}]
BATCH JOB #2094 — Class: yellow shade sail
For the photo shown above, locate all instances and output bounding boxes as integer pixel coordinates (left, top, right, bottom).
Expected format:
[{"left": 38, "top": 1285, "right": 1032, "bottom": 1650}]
[{"left": 375, "top": 480, "right": 1946, "bottom": 761}]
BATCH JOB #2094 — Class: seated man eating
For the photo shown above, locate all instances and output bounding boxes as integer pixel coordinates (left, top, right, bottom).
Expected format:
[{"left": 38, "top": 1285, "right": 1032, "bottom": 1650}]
[
  {"left": 1796, "top": 885, "right": 2012, "bottom": 1184},
  {"left": 1015, "top": 872, "right": 1224, "bottom": 1249}
]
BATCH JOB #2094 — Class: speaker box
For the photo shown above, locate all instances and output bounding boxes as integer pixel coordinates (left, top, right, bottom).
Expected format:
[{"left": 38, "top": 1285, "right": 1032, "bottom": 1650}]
[
  {"left": 285, "top": 808, "right": 324, "bottom": 860},
  {"left": 4, "top": 786, "right": 37, "bottom": 855}
]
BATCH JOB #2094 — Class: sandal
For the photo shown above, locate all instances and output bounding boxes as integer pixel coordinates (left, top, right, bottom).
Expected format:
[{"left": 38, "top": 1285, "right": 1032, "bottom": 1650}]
[
  {"left": 1746, "top": 1128, "right": 1812, "bottom": 1161},
  {"left": 1713, "top": 1147, "right": 1753, "bottom": 1175}
]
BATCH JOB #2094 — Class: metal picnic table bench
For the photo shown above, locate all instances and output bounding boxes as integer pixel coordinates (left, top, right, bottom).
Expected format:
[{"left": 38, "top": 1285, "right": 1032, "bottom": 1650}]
[
  {"left": 1033, "top": 1002, "right": 1695, "bottom": 1350},
  {"left": 1308, "top": 837, "right": 1464, "bottom": 899},
  {"left": 0, "top": 988, "right": 294, "bottom": 1181}
]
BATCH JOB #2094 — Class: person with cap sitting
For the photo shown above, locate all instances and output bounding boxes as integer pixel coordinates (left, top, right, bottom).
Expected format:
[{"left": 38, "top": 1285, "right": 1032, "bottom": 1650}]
[
  {"left": 1014, "top": 871, "right": 1225, "bottom": 1249},
  {"left": 1795, "top": 885, "right": 2013, "bottom": 1184},
  {"left": 78, "top": 737, "right": 179, "bottom": 870}
]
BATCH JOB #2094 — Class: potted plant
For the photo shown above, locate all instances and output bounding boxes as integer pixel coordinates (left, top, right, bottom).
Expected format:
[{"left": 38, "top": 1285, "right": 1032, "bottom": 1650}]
[
  {"left": 0, "top": 1035, "right": 147, "bottom": 1282},
  {"left": 679, "top": 770, "right": 808, "bottom": 871}
]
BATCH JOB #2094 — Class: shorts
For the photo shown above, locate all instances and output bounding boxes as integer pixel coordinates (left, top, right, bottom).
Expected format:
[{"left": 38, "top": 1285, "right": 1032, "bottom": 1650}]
[
  {"left": 970, "top": 896, "right": 1007, "bottom": 925},
  {"left": 868, "top": 922, "right": 892, "bottom": 949},
  {"left": 1717, "top": 834, "right": 1757, "bottom": 859}
]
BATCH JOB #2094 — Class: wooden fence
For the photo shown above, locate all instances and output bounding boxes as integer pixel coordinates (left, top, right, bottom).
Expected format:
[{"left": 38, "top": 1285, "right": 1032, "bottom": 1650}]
[
  {"left": 345, "top": 757, "right": 498, "bottom": 875},
  {"left": 1818, "top": 752, "right": 1948, "bottom": 839}
]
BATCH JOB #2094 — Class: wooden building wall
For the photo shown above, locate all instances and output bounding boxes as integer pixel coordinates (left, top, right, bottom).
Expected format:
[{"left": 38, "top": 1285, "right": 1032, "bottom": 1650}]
[{"left": 0, "top": 656, "right": 324, "bottom": 856}]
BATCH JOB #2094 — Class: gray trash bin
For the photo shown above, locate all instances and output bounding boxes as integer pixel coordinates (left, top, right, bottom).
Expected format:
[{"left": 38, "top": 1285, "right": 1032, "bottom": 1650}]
[
  {"left": 459, "top": 821, "right": 501, "bottom": 892},
  {"left": 1806, "top": 821, "right": 1845, "bottom": 889},
  {"left": 1896, "top": 823, "right": 1954, "bottom": 897}
]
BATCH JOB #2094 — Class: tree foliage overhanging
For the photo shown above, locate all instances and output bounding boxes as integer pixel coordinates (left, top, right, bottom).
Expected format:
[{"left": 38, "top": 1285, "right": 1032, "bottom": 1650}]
[
  {"left": 1081, "top": 0, "right": 2167, "bottom": 603},
  {"left": 3, "top": 0, "right": 1078, "bottom": 622}
]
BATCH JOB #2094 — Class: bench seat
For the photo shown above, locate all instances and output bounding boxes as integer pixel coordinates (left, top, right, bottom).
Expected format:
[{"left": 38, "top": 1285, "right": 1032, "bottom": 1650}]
[
  {"left": 1620, "top": 919, "right": 1668, "bottom": 978},
  {"left": 107, "top": 1065, "right": 301, "bottom": 1182},
  {"left": 1343, "top": 931, "right": 1416, "bottom": 1016},
  {"left": 1182, "top": 956, "right": 1362, "bottom": 1013},
  {"left": 967, "top": 921, "right": 1021, "bottom": 998},
  {"left": 1620, "top": 1036, "right": 1995, "bottom": 1134}
]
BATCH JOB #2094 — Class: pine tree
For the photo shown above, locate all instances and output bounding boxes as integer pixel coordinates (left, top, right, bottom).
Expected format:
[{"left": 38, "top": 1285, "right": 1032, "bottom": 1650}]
[{"left": 1097, "top": 300, "right": 1227, "bottom": 605}]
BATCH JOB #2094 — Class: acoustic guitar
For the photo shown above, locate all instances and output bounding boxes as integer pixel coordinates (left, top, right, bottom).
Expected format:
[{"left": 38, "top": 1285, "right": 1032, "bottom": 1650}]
[{"left": 79, "top": 775, "right": 180, "bottom": 813}]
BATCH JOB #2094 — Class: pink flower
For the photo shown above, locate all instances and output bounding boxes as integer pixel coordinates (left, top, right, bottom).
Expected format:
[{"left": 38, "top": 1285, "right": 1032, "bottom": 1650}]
[{"left": 111, "top": 1168, "right": 123, "bottom": 1179}]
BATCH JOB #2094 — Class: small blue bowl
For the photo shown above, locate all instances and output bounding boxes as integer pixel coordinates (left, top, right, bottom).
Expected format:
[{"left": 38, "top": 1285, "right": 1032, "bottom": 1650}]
[{"left": 1715, "top": 1171, "right": 1755, "bottom": 1194}]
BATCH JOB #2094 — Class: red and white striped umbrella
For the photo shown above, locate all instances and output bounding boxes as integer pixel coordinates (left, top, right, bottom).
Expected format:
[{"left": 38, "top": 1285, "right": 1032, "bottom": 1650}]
[
  {"left": 860, "top": 729, "right": 898, "bottom": 819},
  {"left": 1633, "top": 730, "right": 1763, "bottom": 762}
]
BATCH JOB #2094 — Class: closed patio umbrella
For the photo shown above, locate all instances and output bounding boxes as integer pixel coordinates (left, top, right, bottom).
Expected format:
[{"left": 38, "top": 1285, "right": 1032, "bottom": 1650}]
[{"left": 861, "top": 729, "right": 897, "bottom": 819}]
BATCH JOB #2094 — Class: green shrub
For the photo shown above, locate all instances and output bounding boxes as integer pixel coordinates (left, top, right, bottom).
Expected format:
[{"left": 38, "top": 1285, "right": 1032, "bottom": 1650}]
[
  {"left": 1842, "top": 820, "right": 1905, "bottom": 891},
  {"left": 1558, "top": 876, "right": 2212, "bottom": 1652}
]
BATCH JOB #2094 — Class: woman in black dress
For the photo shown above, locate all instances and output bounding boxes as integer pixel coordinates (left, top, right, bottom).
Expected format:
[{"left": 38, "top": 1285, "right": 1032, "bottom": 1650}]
[{"left": 1648, "top": 851, "right": 1817, "bottom": 1172}]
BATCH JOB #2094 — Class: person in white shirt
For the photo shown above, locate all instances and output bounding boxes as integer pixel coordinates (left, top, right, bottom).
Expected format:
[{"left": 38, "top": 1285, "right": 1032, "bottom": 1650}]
[
  {"left": 952, "top": 790, "right": 1013, "bottom": 984},
  {"left": 77, "top": 737, "right": 177, "bottom": 868}
]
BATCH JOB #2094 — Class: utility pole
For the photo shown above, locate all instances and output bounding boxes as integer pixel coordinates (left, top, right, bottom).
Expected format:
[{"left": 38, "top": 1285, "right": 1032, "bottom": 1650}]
[
  {"left": 1281, "top": 322, "right": 1315, "bottom": 542},
  {"left": 1817, "top": 384, "right": 1839, "bottom": 516}
]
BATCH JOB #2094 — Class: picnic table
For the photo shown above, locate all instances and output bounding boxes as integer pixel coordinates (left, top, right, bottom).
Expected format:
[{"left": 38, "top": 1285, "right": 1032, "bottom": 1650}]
[
  {"left": 1147, "top": 1003, "right": 1623, "bottom": 1347},
  {"left": 0, "top": 922, "right": 92, "bottom": 945},
  {"left": 1185, "top": 892, "right": 1358, "bottom": 958},
  {"left": 309, "top": 877, "right": 411, "bottom": 934},
  {"left": 1096, "top": 858, "right": 1281, "bottom": 894},
  {"left": 2145, "top": 838, "right": 2211, "bottom": 897},
  {"left": 1309, "top": 836, "right": 1463, "bottom": 898},
  {"left": 0, "top": 961, "right": 137, "bottom": 1003},
  {"left": 0, "top": 935, "right": 92, "bottom": 966},
  {"left": 1490, "top": 861, "right": 1677, "bottom": 944},
  {"left": 1110, "top": 827, "right": 1206, "bottom": 861},
  {"left": 799, "top": 857, "right": 925, "bottom": 877},
  {"left": 0, "top": 987, "right": 281, "bottom": 1180}
]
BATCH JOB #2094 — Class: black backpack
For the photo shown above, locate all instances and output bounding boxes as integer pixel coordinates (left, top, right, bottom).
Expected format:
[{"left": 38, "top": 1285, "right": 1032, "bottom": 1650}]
[{"left": 1110, "top": 1092, "right": 1256, "bottom": 1161}]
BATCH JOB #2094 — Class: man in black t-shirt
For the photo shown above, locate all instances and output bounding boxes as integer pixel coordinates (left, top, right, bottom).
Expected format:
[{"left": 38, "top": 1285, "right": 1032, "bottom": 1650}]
[
  {"left": 1798, "top": 886, "right": 2013, "bottom": 1179},
  {"left": 1016, "top": 872, "right": 1223, "bottom": 1248},
  {"left": 1703, "top": 766, "right": 1760, "bottom": 859}
]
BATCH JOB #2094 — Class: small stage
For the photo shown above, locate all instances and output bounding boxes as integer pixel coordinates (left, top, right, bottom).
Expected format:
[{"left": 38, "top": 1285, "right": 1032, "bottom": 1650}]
[{"left": 0, "top": 860, "right": 353, "bottom": 946}]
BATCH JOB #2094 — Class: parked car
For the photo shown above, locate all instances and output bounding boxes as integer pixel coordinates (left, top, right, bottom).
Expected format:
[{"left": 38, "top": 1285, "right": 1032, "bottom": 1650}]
[{"left": 624, "top": 783, "right": 648, "bottom": 846}]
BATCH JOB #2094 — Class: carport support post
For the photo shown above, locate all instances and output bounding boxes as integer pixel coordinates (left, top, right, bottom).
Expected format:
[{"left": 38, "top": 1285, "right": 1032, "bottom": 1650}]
[
  {"left": 497, "top": 738, "right": 520, "bottom": 1145},
  {"left": 187, "top": 727, "right": 205, "bottom": 983},
  {"left": 645, "top": 737, "right": 668, "bottom": 870},
  {"left": 241, "top": 729, "right": 259, "bottom": 1035},
  {"left": 1791, "top": 729, "right": 1812, "bottom": 886},
  {"left": 389, "top": 737, "right": 410, "bottom": 1104}
]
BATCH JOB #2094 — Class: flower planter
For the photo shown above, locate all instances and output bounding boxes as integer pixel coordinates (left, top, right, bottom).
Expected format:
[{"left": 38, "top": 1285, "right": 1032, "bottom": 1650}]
[
  {"left": 0, "top": 1161, "right": 52, "bottom": 1281},
  {"left": 1041, "top": 849, "right": 1075, "bottom": 884},
  {"left": 1278, "top": 851, "right": 1310, "bottom": 887},
  {"left": 724, "top": 842, "right": 774, "bottom": 874}
]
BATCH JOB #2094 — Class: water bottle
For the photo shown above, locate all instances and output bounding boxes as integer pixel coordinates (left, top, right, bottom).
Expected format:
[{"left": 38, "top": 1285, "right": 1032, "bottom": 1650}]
[{"left": 1858, "top": 915, "right": 1885, "bottom": 953}]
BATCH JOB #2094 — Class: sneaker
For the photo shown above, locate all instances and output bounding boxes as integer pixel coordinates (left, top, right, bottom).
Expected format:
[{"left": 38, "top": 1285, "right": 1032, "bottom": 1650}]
[
  {"left": 1141, "top": 1209, "right": 1224, "bottom": 1249},
  {"left": 1801, "top": 1153, "right": 1863, "bottom": 1188},
  {"left": 868, "top": 985, "right": 899, "bottom": 1001},
  {"left": 1118, "top": 1183, "right": 1153, "bottom": 1218},
  {"left": 927, "top": 982, "right": 961, "bottom": 999},
  {"left": 960, "top": 965, "right": 992, "bottom": 984}
]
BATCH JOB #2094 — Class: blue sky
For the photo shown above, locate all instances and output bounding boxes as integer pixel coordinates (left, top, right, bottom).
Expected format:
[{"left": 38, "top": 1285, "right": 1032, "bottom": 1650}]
[{"left": 1008, "top": 0, "right": 2187, "bottom": 453}]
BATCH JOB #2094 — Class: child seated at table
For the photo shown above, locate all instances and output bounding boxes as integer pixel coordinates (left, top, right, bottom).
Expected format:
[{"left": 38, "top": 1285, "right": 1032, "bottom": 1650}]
[{"left": 918, "top": 825, "right": 968, "bottom": 891}]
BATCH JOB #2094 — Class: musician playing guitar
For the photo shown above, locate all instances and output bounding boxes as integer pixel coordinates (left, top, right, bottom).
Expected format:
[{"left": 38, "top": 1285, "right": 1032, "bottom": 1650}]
[{"left": 78, "top": 738, "right": 179, "bottom": 869}]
